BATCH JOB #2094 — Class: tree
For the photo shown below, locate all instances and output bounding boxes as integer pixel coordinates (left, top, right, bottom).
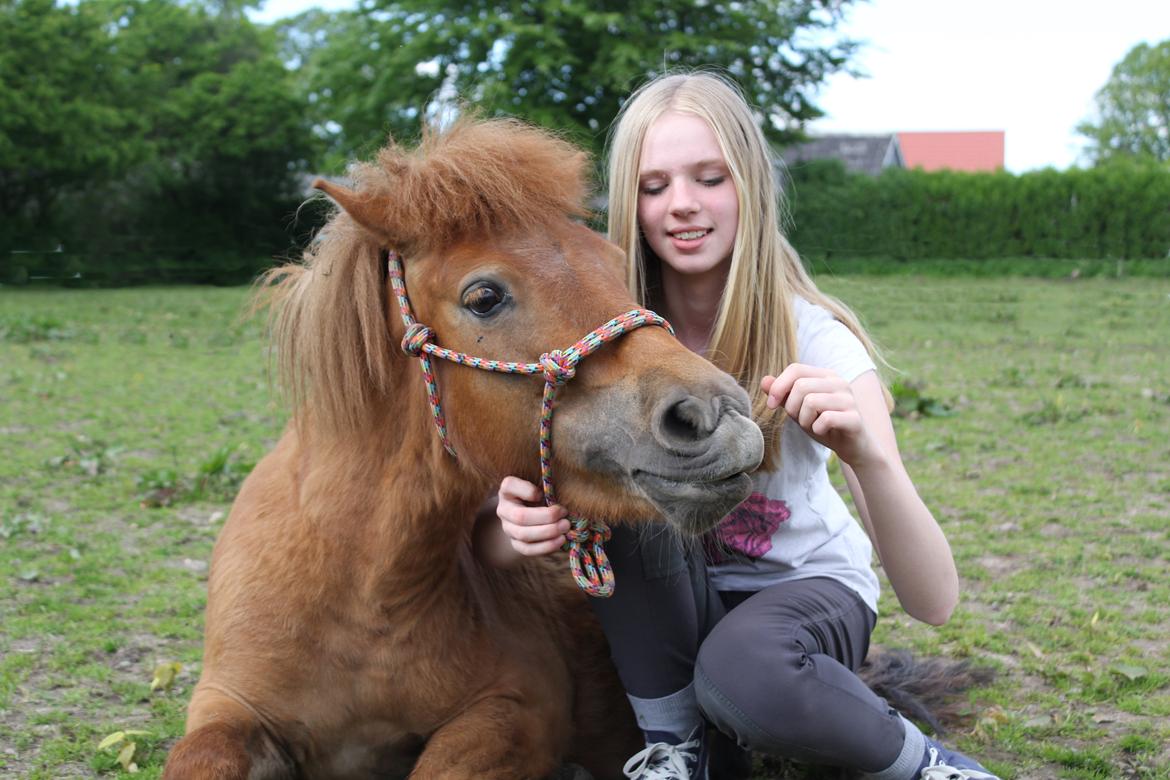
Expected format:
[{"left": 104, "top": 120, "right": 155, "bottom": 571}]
[
  {"left": 97, "top": 0, "right": 321, "bottom": 277},
  {"left": 291, "top": 0, "right": 861, "bottom": 165},
  {"left": 1078, "top": 40, "right": 1170, "bottom": 165},
  {"left": 0, "top": 0, "right": 143, "bottom": 249},
  {"left": 1, "top": 0, "right": 320, "bottom": 282}
]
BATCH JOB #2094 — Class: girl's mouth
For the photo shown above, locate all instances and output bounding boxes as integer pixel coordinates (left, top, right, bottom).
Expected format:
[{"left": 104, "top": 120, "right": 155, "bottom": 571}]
[{"left": 670, "top": 229, "right": 710, "bottom": 241}]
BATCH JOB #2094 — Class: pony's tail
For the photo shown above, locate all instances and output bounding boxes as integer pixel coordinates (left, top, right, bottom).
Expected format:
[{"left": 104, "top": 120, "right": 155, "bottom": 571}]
[{"left": 859, "top": 649, "right": 996, "bottom": 736}]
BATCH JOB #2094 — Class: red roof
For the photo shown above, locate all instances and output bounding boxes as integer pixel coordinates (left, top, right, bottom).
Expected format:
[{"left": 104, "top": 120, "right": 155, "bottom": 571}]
[{"left": 897, "top": 131, "right": 1005, "bottom": 172}]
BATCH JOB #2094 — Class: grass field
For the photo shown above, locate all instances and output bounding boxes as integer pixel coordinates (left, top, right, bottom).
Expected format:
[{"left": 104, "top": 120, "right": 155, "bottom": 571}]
[{"left": 2, "top": 276, "right": 1168, "bottom": 779}]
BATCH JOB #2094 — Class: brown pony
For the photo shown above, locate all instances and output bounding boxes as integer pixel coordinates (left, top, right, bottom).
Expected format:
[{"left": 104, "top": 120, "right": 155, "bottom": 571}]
[{"left": 162, "top": 117, "right": 764, "bottom": 779}]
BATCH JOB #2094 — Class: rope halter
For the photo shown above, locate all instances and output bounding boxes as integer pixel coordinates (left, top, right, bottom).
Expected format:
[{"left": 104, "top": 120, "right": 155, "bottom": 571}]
[{"left": 387, "top": 250, "right": 673, "bottom": 597}]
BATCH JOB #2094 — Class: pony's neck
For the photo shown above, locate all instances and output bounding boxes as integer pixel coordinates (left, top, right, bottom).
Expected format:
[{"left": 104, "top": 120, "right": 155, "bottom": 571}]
[{"left": 299, "top": 402, "right": 492, "bottom": 608}]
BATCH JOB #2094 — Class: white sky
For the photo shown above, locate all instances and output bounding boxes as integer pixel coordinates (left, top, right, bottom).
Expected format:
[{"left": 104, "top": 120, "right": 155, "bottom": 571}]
[
  {"left": 810, "top": 0, "right": 1170, "bottom": 172},
  {"left": 249, "top": 0, "right": 1170, "bottom": 173}
]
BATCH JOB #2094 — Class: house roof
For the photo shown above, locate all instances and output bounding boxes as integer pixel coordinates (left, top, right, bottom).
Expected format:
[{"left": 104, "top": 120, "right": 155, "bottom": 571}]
[
  {"left": 779, "top": 134, "right": 903, "bottom": 176},
  {"left": 897, "top": 131, "right": 1005, "bottom": 172}
]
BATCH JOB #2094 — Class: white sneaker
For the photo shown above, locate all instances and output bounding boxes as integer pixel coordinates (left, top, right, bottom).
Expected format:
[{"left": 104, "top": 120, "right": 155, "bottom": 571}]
[
  {"left": 920, "top": 746, "right": 1001, "bottom": 780},
  {"left": 622, "top": 731, "right": 704, "bottom": 779}
]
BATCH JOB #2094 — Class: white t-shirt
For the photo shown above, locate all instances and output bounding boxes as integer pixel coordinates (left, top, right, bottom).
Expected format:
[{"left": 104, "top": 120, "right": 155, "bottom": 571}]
[{"left": 706, "top": 296, "right": 881, "bottom": 614}]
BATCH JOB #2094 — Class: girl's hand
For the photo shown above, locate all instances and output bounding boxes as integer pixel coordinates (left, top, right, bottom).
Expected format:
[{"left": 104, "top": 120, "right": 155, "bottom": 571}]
[
  {"left": 497, "top": 476, "right": 570, "bottom": 557},
  {"left": 760, "top": 364, "right": 882, "bottom": 468}
]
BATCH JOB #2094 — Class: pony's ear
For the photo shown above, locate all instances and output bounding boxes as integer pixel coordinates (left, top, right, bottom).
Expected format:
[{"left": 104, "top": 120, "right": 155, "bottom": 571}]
[{"left": 313, "top": 178, "right": 393, "bottom": 239}]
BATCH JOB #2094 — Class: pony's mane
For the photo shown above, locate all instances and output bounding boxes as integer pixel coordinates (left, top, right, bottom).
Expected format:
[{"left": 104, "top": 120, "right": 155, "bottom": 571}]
[
  {"left": 258, "top": 117, "right": 592, "bottom": 436},
  {"left": 354, "top": 115, "right": 591, "bottom": 252}
]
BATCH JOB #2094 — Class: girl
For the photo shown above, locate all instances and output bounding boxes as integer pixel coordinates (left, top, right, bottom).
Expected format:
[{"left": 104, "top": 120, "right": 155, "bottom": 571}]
[{"left": 486, "top": 72, "right": 998, "bottom": 780}]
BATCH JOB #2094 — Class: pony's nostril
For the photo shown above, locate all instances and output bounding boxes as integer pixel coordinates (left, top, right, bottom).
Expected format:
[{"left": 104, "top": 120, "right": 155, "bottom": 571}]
[
  {"left": 650, "top": 386, "right": 752, "bottom": 454},
  {"left": 659, "top": 395, "right": 716, "bottom": 443}
]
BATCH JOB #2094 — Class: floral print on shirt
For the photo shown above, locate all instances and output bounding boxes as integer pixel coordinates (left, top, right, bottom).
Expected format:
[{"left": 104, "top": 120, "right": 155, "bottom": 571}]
[{"left": 704, "top": 492, "right": 790, "bottom": 564}]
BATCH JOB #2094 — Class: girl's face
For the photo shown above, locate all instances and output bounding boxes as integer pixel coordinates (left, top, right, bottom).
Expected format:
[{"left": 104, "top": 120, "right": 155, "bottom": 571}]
[{"left": 636, "top": 111, "right": 739, "bottom": 280}]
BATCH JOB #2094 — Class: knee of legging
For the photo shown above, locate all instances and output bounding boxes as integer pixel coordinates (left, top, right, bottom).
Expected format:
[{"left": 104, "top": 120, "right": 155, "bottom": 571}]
[
  {"left": 693, "top": 614, "right": 763, "bottom": 716},
  {"left": 695, "top": 619, "right": 810, "bottom": 731}
]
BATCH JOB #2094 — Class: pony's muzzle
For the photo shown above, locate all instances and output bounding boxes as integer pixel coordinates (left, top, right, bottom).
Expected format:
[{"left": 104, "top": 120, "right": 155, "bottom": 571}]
[{"left": 628, "top": 381, "right": 764, "bottom": 535}]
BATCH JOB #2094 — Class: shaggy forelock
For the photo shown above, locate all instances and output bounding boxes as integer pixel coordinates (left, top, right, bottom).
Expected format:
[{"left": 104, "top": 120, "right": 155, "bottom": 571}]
[{"left": 350, "top": 116, "right": 591, "bottom": 253}]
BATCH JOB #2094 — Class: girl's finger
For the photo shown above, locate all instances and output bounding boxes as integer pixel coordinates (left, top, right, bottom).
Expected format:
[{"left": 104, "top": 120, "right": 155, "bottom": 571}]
[
  {"left": 510, "top": 536, "right": 568, "bottom": 558},
  {"left": 499, "top": 475, "right": 542, "bottom": 504},
  {"left": 766, "top": 364, "right": 835, "bottom": 410},
  {"left": 797, "top": 392, "right": 826, "bottom": 430},
  {"left": 502, "top": 517, "right": 571, "bottom": 543},
  {"left": 784, "top": 377, "right": 843, "bottom": 419},
  {"left": 501, "top": 503, "right": 566, "bottom": 527},
  {"left": 792, "top": 387, "right": 855, "bottom": 435},
  {"left": 810, "top": 409, "right": 859, "bottom": 438}
]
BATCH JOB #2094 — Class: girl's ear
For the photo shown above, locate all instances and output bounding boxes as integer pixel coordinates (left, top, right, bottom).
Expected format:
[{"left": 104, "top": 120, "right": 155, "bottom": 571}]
[{"left": 313, "top": 179, "right": 394, "bottom": 240}]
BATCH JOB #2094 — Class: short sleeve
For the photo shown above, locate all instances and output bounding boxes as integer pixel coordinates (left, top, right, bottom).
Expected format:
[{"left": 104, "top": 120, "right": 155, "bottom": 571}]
[{"left": 793, "top": 297, "right": 875, "bottom": 382}]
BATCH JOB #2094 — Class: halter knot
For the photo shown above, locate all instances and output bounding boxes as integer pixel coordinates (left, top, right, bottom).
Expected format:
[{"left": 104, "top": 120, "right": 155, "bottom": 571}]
[
  {"left": 539, "top": 350, "right": 577, "bottom": 386},
  {"left": 565, "top": 519, "right": 612, "bottom": 545},
  {"left": 401, "top": 322, "right": 434, "bottom": 357}
]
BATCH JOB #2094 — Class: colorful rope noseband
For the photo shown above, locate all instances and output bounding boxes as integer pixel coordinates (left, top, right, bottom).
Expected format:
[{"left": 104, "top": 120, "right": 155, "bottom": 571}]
[{"left": 387, "top": 250, "right": 673, "bottom": 598}]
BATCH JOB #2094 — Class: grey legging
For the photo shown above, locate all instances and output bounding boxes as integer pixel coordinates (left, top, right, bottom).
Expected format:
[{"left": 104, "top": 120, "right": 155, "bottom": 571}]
[{"left": 589, "top": 525, "right": 906, "bottom": 774}]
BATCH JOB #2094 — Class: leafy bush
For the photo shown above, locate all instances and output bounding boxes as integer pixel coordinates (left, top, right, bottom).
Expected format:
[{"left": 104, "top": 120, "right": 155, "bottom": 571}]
[
  {"left": 787, "top": 160, "right": 1170, "bottom": 272},
  {"left": 889, "top": 378, "right": 954, "bottom": 419},
  {"left": 0, "top": 314, "right": 71, "bottom": 343}
]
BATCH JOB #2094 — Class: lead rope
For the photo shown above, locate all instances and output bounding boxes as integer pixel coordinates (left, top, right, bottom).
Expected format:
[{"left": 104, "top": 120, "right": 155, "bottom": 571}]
[{"left": 387, "top": 251, "right": 673, "bottom": 597}]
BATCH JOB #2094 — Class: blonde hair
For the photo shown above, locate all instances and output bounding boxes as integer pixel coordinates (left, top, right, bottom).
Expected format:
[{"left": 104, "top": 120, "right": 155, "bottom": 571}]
[{"left": 606, "top": 71, "right": 887, "bottom": 466}]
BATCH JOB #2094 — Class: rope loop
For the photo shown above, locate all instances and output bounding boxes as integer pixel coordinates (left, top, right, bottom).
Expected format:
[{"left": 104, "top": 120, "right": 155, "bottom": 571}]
[
  {"left": 539, "top": 349, "right": 577, "bottom": 386},
  {"left": 564, "top": 517, "right": 615, "bottom": 598},
  {"left": 401, "top": 322, "right": 434, "bottom": 357}
]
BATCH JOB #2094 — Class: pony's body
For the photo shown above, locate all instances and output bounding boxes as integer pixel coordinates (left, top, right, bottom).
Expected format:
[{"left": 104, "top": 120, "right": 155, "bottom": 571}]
[
  {"left": 191, "top": 424, "right": 624, "bottom": 779},
  {"left": 164, "top": 120, "right": 764, "bottom": 779}
]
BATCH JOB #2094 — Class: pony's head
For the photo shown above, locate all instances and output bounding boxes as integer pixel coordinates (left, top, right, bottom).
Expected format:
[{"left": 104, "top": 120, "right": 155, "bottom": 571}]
[{"left": 268, "top": 117, "right": 763, "bottom": 534}]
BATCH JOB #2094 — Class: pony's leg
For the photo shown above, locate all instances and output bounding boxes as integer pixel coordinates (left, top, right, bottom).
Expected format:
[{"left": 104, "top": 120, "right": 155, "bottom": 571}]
[
  {"left": 565, "top": 668, "right": 642, "bottom": 780},
  {"left": 163, "top": 693, "right": 293, "bottom": 780},
  {"left": 410, "top": 696, "right": 566, "bottom": 780},
  {"left": 561, "top": 617, "right": 643, "bottom": 780}
]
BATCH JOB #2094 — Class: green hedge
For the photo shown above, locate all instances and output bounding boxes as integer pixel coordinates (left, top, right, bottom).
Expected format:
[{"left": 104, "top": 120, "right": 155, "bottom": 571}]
[
  {"left": 2, "top": 194, "right": 329, "bottom": 287},
  {"left": 786, "top": 160, "right": 1170, "bottom": 272}
]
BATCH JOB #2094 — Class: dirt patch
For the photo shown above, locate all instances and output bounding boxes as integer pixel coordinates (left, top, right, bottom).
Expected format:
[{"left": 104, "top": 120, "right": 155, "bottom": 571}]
[
  {"left": 175, "top": 505, "right": 227, "bottom": 527},
  {"left": 0, "top": 630, "right": 190, "bottom": 777},
  {"left": 1038, "top": 522, "right": 1070, "bottom": 538},
  {"left": 974, "top": 554, "right": 1023, "bottom": 578}
]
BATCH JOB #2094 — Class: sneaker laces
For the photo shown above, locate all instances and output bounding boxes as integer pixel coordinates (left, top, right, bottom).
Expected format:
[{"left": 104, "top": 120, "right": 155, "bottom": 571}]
[
  {"left": 920, "top": 747, "right": 1000, "bottom": 780},
  {"left": 622, "top": 732, "right": 702, "bottom": 779}
]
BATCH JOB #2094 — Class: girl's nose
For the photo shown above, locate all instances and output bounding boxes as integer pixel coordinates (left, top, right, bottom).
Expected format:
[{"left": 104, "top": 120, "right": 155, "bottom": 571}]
[{"left": 669, "top": 181, "right": 700, "bottom": 215}]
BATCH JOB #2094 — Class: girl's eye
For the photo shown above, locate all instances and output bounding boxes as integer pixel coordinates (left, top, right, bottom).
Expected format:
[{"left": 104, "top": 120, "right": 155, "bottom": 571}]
[
  {"left": 640, "top": 182, "right": 665, "bottom": 196},
  {"left": 701, "top": 176, "right": 725, "bottom": 187},
  {"left": 462, "top": 283, "right": 508, "bottom": 317}
]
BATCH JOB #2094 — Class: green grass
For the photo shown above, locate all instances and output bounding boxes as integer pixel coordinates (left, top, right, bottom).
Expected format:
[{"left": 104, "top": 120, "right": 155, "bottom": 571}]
[
  {"left": 0, "top": 286, "right": 280, "bottom": 779},
  {"left": 2, "top": 277, "right": 1169, "bottom": 779}
]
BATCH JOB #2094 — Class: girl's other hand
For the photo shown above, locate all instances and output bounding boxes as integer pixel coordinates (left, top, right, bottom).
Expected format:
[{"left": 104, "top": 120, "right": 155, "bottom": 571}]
[
  {"left": 760, "top": 364, "right": 880, "bottom": 467},
  {"left": 497, "top": 476, "right": 571, "bottom": 557}
]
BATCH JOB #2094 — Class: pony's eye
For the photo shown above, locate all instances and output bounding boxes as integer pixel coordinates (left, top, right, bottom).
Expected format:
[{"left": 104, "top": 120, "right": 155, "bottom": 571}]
[{"left": 462, "top": 283, "right": 507, "bottom": 317}]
